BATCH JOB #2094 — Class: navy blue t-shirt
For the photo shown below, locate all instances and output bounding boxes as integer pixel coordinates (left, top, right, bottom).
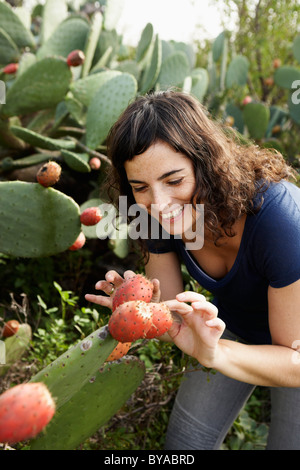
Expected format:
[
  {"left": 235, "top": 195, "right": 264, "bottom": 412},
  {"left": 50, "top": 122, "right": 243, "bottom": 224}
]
[{"left": 146, "top": 181, "right": 300, "bottom": 345}]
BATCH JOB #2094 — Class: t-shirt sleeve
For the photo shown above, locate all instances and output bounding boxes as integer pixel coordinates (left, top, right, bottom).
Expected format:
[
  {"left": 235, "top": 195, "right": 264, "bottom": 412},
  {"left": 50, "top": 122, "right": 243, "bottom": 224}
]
[{"left": 252, "top": 183, "right": 300, "bottom": 288}]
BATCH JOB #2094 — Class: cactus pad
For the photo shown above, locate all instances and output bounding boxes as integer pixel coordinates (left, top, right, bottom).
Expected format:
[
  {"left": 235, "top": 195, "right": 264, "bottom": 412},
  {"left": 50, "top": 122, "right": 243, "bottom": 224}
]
[
  {"left": 2, "top": 58, "right": 72, "bottom": 117},
  {"left": 86, "top": 73, "right": 137, "bottom": 149},
  {"left": 30, "top": 356, "right": 145, "bottom": 450},
  {"left": 0, "top": 181, "right": 81, "bottom": 258}
]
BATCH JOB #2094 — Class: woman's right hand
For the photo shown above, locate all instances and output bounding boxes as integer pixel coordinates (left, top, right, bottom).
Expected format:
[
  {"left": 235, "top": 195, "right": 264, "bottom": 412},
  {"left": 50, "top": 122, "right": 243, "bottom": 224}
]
[{"left": 85, "top": 270, "right": 161, "bottom": 310}]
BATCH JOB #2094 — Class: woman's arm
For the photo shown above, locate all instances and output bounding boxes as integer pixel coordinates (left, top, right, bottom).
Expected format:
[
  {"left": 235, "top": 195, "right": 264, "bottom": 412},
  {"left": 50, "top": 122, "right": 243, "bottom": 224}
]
[
  {"left": 165, "top": 279, "right": 300, "bottom": 387},
  {"left": 144, "top": 251, "right": 184, "bottom": 301}
]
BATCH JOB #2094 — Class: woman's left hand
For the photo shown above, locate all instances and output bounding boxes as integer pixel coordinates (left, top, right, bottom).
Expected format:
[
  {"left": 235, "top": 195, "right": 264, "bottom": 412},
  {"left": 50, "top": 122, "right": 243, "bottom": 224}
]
[{"left": 164, "top": 291, "right": 226, "bottom": 367}]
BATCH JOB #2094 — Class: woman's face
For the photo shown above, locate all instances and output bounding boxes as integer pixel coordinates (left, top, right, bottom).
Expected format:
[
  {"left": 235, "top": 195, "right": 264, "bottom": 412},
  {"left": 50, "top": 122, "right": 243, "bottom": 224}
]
[{"left": 124, "top": 140, "right": 198, "bottom": 237}]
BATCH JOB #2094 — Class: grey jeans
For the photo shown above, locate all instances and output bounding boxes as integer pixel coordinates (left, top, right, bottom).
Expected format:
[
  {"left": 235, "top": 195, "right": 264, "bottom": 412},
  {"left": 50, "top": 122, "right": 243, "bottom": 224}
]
[{"left": 165, "top": 329, "right": 300, "bottom": 450}]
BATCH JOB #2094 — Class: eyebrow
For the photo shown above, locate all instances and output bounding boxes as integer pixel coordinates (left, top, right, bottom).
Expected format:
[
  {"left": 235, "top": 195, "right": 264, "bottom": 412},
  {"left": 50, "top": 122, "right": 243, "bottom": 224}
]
[{"left": 128, "top": 168, "right": 185, "bottom": 184}]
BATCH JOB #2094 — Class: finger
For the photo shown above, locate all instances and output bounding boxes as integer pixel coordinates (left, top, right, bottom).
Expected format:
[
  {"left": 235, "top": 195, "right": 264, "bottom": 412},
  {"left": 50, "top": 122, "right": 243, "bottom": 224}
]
[
  {"left": 85, "top": 294, "right": 112, "bottom": 308},
  {"left": 191, "top": 300, "right": 218, "bottom": 318},
  {"left": 95, "top": 271, "right": 123, "bottom": 290},
  {"left": 123, "top": 270, "right": 136, "bottom": 280},
  {"left": 105, "top": 270, "right": 124, "bottom": 287},
  {"left": 164, "top": 299, "right": 194, "bottom": 315},
  {"left": 206, "top": 318, "right": 226, "bottom": 336},
  {"left": 94, "top": 280, "right": 115, "bottom": 295},
  {"left": 151, "top": 278, "right": 161, "bottom": 303},
  {"left": 176, "top": 291, "right": 206, "bottom": 303}
]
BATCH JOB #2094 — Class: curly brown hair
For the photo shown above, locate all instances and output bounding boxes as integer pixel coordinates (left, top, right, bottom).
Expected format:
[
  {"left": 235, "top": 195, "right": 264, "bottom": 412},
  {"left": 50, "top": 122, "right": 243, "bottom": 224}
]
[{"left": 106, "top": 90, "right": 295, "bottom": 244}]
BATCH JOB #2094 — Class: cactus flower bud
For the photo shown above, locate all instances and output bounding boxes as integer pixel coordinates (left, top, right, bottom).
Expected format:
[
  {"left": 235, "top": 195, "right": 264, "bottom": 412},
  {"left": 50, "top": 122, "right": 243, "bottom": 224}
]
[
  {"left": 3, "top": 63, "right": 19, "bottom": 74},
  {"left": 67, "top": 50, "right": 85, "bottom": 67}
]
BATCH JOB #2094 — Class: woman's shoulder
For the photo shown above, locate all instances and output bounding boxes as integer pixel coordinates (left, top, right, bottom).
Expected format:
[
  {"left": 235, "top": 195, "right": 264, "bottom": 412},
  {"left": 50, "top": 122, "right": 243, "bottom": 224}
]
[{"left": 254, "top": 180, "right": 300, "bottom": 216}]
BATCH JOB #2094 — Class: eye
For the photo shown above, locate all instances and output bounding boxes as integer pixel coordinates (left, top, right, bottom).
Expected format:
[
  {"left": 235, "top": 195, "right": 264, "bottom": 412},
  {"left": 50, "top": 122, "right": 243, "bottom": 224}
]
[
  {"left": 167, "top": 177, "right": 184, "bottom": 186},
  {"left": 132, "top": 185, "right": 147, "bottom": 193}
]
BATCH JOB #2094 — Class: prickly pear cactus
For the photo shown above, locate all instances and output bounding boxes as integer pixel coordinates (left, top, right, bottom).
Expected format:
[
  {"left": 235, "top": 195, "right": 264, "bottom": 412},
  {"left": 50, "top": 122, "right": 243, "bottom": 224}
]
[
  {"left": 29, "top": 356, "right": 145, "bottom": 450},
  {"left": 0, "top": 324, "right": 32, "bottom": 377},
  {"left": 0, "top": 181, "right": 81, "bottom": 258},
  {"left": 29, "top": 325, "right": 118, "bottom": 409}
]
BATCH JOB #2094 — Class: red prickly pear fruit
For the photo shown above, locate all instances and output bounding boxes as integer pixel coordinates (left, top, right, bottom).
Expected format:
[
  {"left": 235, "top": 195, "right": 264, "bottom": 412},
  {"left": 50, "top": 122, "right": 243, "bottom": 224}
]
[
  {"left": 106, "top": 341, "right": 132, "bottom": 361},
  {"left": 0, "top": 382, "right": 55, "bottom": 444},
  {"left": 273, "top": 58, "right": 281, "bottom": 69},
  {"left": 2, "top": 320, "right": 20, "bottom": 338},
  {"left": 36, "top": 161, "right": 61, "bottom": 188},
  {"left": 3, "top": 63, "right": 18, "bottom": 74},
  {"left": 108, "top": 300, "right": 153, "bottom": 343},
  {"left": 67, "top": 50, "right": 85, "bottom": 67},
  {"left": 242, "top": 95, "right": 252, "bottom": 106},
  {"left": 68, "top": 232, "right": 86, "bottom": 251},
  {"left": 145, "top": 302, "right": 173, "bottom": 339},
  {"left": 89, "top": 157, "right": 101, "bottom": 170},
  {"left": 112, "top": 274, "right": 154, "bottom": 311},
  {"left": 80, "top": 207, "right": 102, "bottom": 226}
]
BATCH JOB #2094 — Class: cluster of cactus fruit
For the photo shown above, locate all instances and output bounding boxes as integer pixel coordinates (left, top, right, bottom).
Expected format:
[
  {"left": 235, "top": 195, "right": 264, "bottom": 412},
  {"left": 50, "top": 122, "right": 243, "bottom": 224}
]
[{"left": 0, "top": 273, "right": 172, "bottom": 449}]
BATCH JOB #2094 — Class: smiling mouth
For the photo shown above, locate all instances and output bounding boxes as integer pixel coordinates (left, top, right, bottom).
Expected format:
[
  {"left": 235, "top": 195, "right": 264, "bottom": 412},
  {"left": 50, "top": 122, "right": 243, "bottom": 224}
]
[{"left": 161, "top": 206, "right": 184, "bottom": 220}]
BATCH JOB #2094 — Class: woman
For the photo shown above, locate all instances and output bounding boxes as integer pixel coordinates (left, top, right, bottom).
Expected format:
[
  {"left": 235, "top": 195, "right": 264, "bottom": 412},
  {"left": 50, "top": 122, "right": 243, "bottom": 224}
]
[{"left": 85, "top": 90, "right": 300, "bottom": 450}]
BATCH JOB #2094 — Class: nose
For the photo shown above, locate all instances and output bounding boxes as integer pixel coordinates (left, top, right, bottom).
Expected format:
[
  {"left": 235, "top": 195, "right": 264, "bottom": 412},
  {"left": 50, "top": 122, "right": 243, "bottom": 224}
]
[{"left": 150, "top": 187, "right": 172, "bottom": 212}]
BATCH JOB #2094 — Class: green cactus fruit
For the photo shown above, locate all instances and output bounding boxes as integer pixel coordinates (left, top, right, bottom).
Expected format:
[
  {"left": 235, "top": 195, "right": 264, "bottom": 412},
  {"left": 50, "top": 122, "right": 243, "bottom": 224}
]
[
  {"left": 0, "top": 181, "right": 81, "bottom": 258},
  {"left": 86, "top": 73, "right": 137, "bottom": 150},
  {"left": 0, "top": 324, "right": 32, "bottom": 377},
  {"left": 225, "top": 55, "right": 249, "bottom": 88},
  {"left": 2, "top": 57, "right": 72, "bottom": 117},
  {"left": 70, "top": 70, "right": 121, "bottom": 107},
  {"left": 274, "top": 65, "right": 300, "bottom": 89},
  {"left": 40, "top": 0, "right": 68, "bottom": 44},
  {"left": 157, "top": 51, "right": 190, "bottom": 89},
  {"left": 10, "top": 126, "right": 76, "bottom": 151},
  {"left": 293, "top": 35, "right": 300, "bottom": 64},
  {"left": 37, "top": 18, "right": 89, "bottom": 60},
  {"left": 0, "top": 27, "right": 20, "bottom": 66},
  {"left": 61, "top": 150, "right": 91, "bottom": 173},
  {"left": 30, "top": 356, "right": 145, "bottom": 450},
  {"left": 136, "top": 23, "right": 154, "bottom": 63},
  {"left": 0, "top": 1, "right": 35, "bottom": 49},
  {"left": 81, "top": 12, "right": 103, "bottom": 78},
  {"left": 243, "top": 102, "right": 270, "bottom": 140},
  {"left": 139, "top": 34, "right": 162, "bottom": 94},
  {"left": 30, "top": 325, "right": 118, "bottom": 409}
]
